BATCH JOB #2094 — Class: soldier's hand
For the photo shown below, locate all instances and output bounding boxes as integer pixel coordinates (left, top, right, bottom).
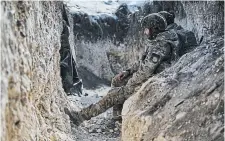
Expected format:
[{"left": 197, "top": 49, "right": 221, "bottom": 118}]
[{"left": 116, "top": 71, "right": 130, "bottom": 81}]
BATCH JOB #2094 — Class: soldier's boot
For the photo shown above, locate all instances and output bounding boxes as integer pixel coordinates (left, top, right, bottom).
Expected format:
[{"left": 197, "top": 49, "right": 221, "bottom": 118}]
[
  {"left": 113, "top": 104, "right": 123, "bottom": 122},
  {"left": 64, "top": 107, "right": 85, "bottom": 126}
]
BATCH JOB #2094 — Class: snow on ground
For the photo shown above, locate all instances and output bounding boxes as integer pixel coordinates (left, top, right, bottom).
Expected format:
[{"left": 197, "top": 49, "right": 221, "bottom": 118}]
[
  {"left": 84, "top": 85, "right": 112, "bottom": 97},
  {"left": 64, "top": 0, "right": 147, "bottom": 16},
  {"left": 68, "top": 84, "right": 113, "bottom": 121},
  {"left": 65, "top": 0, "right": 120, "bottom": 15},
  {"left": 68, "top": 85, "right": 111, "bottom": 108}
]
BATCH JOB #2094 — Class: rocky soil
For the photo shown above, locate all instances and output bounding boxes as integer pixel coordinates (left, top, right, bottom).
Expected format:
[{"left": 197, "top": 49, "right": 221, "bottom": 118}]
[
  {"left": 122, "top": 36, "right": 224, "bottom": 141},
  {"left": 68, "top": 86, "right": 121, "bottom": 141},
  {"left": 1, "top": 1, "right": 74, "bottom": 141}
]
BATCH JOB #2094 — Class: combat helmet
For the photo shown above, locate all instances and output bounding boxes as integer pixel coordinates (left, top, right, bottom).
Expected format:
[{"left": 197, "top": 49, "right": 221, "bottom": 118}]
[
  {"left": 141, "top": 13, "right": 167, "bottom": 32},
  {"left": 158, "top": 11, "right": 175, "bottom": 25}
]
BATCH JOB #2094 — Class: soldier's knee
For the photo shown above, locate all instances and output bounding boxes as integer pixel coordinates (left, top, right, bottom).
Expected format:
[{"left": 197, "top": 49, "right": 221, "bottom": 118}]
[
  {"left": 111, "top": 76, "right": 118, "bottom": 87},
  {"left": 111, "top": 76, "right": 128, "bottom": 87}
]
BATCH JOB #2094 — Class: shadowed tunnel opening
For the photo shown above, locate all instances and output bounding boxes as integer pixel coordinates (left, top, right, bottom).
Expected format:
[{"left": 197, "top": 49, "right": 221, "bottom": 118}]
[{"left": 59, "top": 5, "right": 82, "bottom": 96}]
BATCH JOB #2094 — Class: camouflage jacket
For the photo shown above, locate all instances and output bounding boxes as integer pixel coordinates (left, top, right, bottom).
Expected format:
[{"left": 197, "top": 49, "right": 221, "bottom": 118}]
[{"left": 126, "top": 24, "right": 197, "bottom": 76}]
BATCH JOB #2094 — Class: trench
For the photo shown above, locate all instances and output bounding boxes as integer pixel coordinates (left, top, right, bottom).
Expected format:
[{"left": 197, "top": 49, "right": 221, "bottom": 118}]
[
  {"left": 59, "top": 3, "right": 121, "bottom": 140},
  {"left": 1, "top": 1, "right": 223, "bottom": 141},
  {"left": 58, "top": 1, "right": 224, "bottom": 140}
]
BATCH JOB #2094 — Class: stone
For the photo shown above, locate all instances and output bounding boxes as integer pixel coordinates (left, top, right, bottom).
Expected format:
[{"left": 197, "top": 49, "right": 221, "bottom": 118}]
[
  {"left": 88, "top": 129, "right": 94, "bottom": 133},
  {"left": 109, "top": 129, "right": 114, "bottom": 133},
  {"left": 97, "top": 129, "right": 102, "bottom": 133},
  {"left": 175, "top": 112, "right": 187, "bottom": 120}
]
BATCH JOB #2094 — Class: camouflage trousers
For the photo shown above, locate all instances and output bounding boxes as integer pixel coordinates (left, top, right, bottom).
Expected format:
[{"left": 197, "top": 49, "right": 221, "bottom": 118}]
[
  {"left": 78, "top": 70, "right": 152, "bottom": 121},
  {"left": 111, "top": 75, "right": 131, "bottom": 121}
]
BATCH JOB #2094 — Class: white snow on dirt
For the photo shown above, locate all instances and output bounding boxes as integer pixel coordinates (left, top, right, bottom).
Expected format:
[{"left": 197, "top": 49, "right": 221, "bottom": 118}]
[
  {"left": 64, "top": 0, "right": 146, "bottom": 16},
  {"left": 65, "top": 0, "right": 120, "bottom": 15},
  {"left": 68, "top": 85, "right": 111, "bottom": 109}
]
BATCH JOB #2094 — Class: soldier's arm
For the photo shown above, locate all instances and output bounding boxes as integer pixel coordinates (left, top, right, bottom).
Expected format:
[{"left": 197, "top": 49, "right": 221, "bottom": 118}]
[
  {"left": 125, "top": 41, "right": 150, "bottom": 75},
  {"left": 134, "top": 40, "right": 172, "bottom": 78},
  {"left": 125, "top": 60, "right": 141, "bottom": 75},
  {"left": 112, "top": 57, "right": 141, "bottom": 84}
]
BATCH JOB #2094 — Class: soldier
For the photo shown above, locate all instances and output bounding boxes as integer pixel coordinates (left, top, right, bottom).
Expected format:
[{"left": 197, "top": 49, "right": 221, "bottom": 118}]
[
  {"left": 111, "top": 12, "right": 168, "bottom": 121},
  {"left": 64, "top": 11, "right": 196, "bottom": 126},
  {"left": 157, "top": 11, "right": 197, "bottom": 56},
  {"left": 115, "top": 3, "right": 131, "bottom": 42}
]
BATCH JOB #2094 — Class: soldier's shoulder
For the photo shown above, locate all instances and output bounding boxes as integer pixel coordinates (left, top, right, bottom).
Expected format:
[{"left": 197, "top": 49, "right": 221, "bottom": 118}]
[{"left": 156, "top": 29, "right": 179, "bottom": 41}]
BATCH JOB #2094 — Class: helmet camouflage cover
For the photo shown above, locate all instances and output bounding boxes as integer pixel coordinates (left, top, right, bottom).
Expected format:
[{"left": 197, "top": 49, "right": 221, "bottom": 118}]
[
  {"left": 141, "top": 13, "right": 167, "bottom": 31},
  {"left": 158, "top": 11, "right": 175, "bottom": 25}
]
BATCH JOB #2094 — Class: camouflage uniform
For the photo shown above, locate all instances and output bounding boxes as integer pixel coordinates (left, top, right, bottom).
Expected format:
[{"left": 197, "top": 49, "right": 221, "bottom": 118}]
[{"left": 65, "top": 11, "right": 197, "bottom": 125}]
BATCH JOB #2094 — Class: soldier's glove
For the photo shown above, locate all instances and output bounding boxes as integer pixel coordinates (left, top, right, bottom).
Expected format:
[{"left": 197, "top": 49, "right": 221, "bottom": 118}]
[{"left": 116, "top": 71, "right": 130, "bottom": 81}]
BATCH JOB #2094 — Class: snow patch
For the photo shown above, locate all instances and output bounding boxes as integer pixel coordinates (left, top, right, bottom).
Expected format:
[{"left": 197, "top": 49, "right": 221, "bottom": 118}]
[
  {"left": 65, "top": 0, "right": 147, "bottom": 16},
  {"left": 68, "top": 85, "right": 111, "bottom": 109},
  {"left": 65, "top": 0, "right": 120, "bottom": 16},
  {"left": 83, "top": 85, "right": 111, "bottom": 97}
]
